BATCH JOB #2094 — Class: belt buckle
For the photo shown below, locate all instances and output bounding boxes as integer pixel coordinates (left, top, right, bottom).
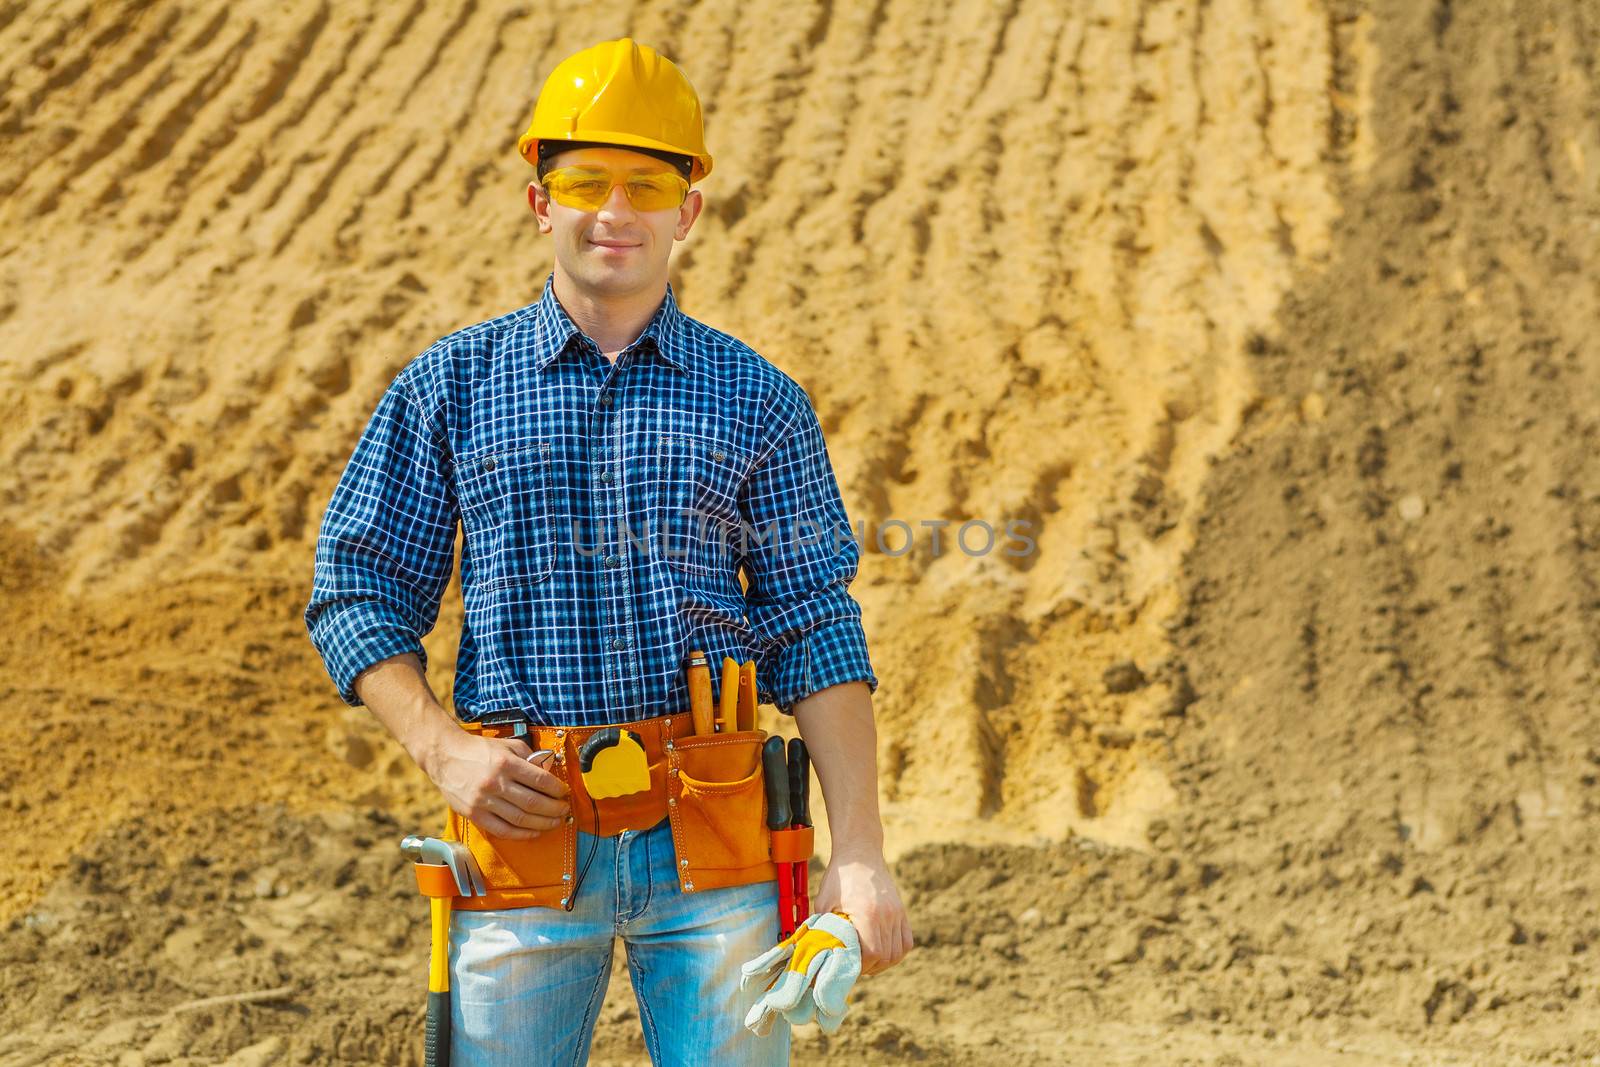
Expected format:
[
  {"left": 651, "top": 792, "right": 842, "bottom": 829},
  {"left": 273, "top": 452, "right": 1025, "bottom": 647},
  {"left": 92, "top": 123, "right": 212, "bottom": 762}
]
[{"left": 474, "top": 708, "right": 536, "bottom": 743}]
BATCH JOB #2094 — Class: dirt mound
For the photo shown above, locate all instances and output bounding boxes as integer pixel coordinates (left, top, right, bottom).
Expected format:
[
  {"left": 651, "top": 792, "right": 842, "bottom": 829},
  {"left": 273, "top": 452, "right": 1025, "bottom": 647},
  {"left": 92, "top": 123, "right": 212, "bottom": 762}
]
[
  {"left": 2, "top": 0, "right": 1598, "bottom": 1063},
  {"left": 0, "top": 0, "right": 1356, "bottom": 856},
  {"left": 1156, "top": 0, "right": 1600, "bottom": 1058}
]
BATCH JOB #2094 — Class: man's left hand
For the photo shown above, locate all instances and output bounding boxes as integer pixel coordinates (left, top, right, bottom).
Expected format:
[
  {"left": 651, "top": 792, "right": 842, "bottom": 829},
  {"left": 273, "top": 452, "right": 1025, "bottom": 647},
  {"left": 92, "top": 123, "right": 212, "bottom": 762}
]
[{"left": 811, "top": 849, "right": 913, "bottom": 975}]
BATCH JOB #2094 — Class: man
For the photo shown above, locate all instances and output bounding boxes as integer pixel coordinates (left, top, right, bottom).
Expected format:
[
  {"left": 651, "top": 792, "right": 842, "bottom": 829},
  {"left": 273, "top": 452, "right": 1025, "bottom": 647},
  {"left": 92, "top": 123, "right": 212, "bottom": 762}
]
[{"left": 303, "top": 38, "right": 910, "bottom": 1065}]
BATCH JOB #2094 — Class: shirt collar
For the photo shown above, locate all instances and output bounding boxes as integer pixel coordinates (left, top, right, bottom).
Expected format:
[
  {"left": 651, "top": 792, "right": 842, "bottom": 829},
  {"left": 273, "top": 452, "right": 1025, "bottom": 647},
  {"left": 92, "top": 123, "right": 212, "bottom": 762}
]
[{"left": 528, "top": 272, "right": 688, "bottom": 374}]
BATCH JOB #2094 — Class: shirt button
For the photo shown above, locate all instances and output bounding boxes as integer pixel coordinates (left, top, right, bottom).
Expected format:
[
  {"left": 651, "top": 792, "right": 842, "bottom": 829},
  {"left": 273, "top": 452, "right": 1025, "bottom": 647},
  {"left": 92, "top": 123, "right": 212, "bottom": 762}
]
[
  {"left": 611, "top": 636, "right": 629, "bottom": 651},
  {"left": 481, "top": 457, "right": 497, "bottom": 472},
  {"left": 604, "top": 554, "right": 620, "bottom": 568},
  {"left": 599, "top": 470, "right": 612, "bottom": 483},
  {"left": 712, "top": 450, "right": 725, "bottom": 462},
  {"left": 598, "top": 392, "right": 612, "bottom": 406}
]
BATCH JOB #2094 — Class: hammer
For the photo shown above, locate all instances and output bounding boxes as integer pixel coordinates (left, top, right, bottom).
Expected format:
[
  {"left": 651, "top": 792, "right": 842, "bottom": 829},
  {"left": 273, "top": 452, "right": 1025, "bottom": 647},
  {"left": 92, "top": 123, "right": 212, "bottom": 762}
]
[{"left": 401, "top": 835, "right": 489, "bottom": 1067}]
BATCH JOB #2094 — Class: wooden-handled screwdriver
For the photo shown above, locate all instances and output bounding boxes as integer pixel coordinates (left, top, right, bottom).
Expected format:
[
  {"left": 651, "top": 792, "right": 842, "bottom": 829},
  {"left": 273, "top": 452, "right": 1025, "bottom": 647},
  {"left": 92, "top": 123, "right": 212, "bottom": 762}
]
[{"left": 687, "top": 650, "right": 714, "bottom": 736}]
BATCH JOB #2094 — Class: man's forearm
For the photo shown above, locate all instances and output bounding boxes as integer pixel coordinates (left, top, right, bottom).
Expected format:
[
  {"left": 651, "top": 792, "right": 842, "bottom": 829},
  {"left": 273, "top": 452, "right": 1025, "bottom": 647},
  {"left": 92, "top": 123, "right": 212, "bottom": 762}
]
[
  {"left": 792, "top": 680, "right": 884, "bottom": 859},
  {"left": 351, "top": 652, "right": 460, "bottom": 777}
]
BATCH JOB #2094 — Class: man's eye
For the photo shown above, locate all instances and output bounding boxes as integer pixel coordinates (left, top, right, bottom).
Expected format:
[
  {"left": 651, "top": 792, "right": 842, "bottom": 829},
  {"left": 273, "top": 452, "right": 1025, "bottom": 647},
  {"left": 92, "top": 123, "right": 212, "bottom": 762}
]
[{"left": 567, "top": 180, "right": 608, "bottom": 195}]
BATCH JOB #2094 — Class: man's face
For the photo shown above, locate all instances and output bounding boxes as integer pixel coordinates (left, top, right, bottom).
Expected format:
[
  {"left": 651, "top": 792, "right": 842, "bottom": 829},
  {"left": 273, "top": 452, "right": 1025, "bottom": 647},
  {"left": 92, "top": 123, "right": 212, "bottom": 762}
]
[{"left": 528, "top": 146, "right": 703, "bottom": 296}]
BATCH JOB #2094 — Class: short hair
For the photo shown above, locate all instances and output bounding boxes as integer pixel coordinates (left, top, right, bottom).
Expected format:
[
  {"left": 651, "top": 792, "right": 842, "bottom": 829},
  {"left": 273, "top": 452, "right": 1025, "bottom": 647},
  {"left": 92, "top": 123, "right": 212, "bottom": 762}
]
[{"left": 535, "top": 139, "right": 694, "bottom": 184}]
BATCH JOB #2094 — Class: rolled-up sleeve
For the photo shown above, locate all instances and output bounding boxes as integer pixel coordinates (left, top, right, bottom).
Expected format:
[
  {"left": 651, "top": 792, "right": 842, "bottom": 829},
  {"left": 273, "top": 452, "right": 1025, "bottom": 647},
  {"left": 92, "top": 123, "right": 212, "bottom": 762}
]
[
  {"left": 739, "top": 382, "right": 878, "bottom": 714},
  {"left": 303, "top": 372, "right": 458, "bottom": 707}
]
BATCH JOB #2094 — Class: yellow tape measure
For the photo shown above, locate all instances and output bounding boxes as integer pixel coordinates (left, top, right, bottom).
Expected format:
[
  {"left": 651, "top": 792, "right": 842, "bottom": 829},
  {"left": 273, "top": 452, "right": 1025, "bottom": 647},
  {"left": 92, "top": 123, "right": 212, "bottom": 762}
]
[{"left": 577, "top": 728, "right": 651, "bottom": 799}]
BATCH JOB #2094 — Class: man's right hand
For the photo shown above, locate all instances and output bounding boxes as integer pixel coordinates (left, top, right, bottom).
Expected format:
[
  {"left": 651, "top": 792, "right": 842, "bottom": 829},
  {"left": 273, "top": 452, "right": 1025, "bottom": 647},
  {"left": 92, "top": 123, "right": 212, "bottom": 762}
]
[{"left": 426, "top": 731, "right": 570, "bottom": 839}]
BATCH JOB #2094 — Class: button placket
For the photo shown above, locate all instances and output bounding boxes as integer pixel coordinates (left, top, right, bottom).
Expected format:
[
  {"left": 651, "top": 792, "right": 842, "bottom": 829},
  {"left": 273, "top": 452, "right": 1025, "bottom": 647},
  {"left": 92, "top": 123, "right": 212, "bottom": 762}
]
[
  {"left": 591, "top": 369, "right": 628, "bottom": 711},
  {"left": 594, "top": 380, "right": 645, "bottom": 708}
]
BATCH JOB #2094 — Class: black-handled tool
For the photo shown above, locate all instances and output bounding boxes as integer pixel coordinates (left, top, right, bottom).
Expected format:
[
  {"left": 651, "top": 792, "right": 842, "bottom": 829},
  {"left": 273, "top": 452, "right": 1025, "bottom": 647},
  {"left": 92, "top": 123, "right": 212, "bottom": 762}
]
[
  {"left": 761, "top": 736, "right": 791, "bottom": 830},
  {"left": 785, "top": 738, "right": 812, "bottom": 931},
  {"left": 762, "top": 736, "right": 797, "bottom": 936},
  {"left": 786, "top": 737, "right": 810, "bottom": 828}
]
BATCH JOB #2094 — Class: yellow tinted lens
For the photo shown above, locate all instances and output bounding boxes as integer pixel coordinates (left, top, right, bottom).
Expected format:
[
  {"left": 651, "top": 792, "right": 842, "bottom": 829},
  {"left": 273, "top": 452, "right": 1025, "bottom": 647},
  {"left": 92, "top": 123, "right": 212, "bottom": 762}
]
[
  {"left": 544, "top": 167, "right": 686, "bottom": 211},
  {"left": 544, "top": 170, "right": 611, "bottom": 210},
  {"left": 624, "top": 173, "right": 687, "bottom": 211}
]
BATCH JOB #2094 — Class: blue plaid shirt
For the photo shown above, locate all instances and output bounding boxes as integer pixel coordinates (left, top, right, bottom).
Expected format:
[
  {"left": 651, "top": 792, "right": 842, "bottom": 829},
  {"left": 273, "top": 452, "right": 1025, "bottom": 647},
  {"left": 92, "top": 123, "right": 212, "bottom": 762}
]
[{"left": 303, "top": 272, "right": 877, "bottom": 727}]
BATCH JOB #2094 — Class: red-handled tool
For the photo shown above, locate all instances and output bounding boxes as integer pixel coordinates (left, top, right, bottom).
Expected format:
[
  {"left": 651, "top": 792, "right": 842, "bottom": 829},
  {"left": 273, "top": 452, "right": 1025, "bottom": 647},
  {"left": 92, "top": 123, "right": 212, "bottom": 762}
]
[
  {"left": 786, "top": 738, "right": 811, "bottom": 931},
  {"left": 761, "top": 737, "right": 795, "bottom": 935}
]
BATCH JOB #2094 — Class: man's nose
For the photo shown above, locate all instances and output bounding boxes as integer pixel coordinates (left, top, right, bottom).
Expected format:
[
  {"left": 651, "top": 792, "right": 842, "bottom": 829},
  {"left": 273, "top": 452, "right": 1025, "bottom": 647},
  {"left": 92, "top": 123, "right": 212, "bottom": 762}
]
[{"left": 596, "top": 181, "right": 636, "bottom": 219}]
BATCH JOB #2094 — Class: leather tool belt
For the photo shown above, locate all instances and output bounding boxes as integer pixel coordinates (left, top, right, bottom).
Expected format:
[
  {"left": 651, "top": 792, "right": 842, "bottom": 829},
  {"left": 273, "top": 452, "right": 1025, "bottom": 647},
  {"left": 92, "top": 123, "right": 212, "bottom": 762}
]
[{"left": 445, "top": 710, "right": 778, "bottom": 910}]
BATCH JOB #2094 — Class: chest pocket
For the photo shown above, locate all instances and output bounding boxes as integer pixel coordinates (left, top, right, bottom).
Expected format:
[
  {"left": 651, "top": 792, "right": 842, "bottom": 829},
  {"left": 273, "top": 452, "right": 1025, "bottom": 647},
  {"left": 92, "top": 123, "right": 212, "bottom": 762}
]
[
  {"left": 455, "top": 441, "right": 555, "bottom": 590},
  {"left": 658, "top": 434, "right": 753, "bottom": 581}
]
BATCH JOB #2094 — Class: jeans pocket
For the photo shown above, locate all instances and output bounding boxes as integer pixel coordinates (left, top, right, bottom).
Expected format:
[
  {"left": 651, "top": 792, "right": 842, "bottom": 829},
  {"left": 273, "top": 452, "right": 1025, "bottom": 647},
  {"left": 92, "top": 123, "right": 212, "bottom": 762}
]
[{"left": 672, "top": 732, "right": 770, "bottom": 872}]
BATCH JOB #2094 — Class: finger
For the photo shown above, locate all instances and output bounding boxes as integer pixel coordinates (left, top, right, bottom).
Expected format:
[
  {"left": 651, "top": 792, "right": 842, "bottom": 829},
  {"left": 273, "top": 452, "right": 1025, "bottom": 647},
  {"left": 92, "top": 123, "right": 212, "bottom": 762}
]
[
  {"left": 886, "top": 928, "right": 906, "bottom": 967},
  {"left": 498, "top": 736, "right": 534, "bottom": 760},
  {"left": 499, "top": 781, "right": 570, "bottom": 819},
  {"left": 858, "top": 931, "right": 884, "bottom": 976},
  {"left": 486, "top": 795, "right": 563, "bottom": 831},
  {"left": 474, "top": 809, "right": 540, "bottom": 839},
  {"left": 505, "top": 755, "right": 571, "bottom": 797},
  {"left": 874, "top": 916, "right": 901, "bottom": 971},
  {"left": 878, "top": 917, "right": 903, "bottom": 968}
]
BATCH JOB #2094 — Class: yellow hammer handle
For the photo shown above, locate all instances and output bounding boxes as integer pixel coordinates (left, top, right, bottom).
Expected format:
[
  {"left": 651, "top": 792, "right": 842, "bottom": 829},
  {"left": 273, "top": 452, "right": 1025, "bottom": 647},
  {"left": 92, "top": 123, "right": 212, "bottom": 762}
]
[{"left": 428, "top": 896, "right": 452, "bottom": 993}]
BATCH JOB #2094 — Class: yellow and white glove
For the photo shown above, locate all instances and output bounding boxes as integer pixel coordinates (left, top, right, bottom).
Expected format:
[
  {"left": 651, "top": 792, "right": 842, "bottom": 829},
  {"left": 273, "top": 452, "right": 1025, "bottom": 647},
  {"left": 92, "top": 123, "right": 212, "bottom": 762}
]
[{"left": 739, "top": 911, "right": 862, "bottom": 1036}]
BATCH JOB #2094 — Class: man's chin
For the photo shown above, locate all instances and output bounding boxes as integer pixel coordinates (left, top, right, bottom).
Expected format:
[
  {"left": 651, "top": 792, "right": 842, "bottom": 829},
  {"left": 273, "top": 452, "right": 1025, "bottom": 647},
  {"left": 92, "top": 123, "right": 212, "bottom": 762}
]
[{"left": 566, "top": 257, "right": 657, "bottom": 293}]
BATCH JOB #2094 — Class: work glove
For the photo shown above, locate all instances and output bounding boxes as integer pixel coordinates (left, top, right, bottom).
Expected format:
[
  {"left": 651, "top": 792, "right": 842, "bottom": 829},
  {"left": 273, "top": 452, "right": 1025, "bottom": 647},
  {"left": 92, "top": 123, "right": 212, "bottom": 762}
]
[{"left": 739, "top": 911, "right": 861, "bottom": 1036}]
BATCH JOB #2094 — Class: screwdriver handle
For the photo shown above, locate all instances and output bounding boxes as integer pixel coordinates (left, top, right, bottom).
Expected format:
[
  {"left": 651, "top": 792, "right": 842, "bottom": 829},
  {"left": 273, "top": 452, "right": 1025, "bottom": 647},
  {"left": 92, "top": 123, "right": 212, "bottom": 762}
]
[{"left": 686, "top": 650, "right": 714, "bottom": 737}]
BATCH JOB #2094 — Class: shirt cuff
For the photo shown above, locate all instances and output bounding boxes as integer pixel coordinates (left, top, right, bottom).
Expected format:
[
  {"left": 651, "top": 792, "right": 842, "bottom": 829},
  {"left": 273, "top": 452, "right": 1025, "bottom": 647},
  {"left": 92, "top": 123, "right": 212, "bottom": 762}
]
[
  {"left": 760, "top": 617, "right": 878, "bottom": 715},
  {"left": 307, "top": 599, "right": 429, "bottom": 708}
]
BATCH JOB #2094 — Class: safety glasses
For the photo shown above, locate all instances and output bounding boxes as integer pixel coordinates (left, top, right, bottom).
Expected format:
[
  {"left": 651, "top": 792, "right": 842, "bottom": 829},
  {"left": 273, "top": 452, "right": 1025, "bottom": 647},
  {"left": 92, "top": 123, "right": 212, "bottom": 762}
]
[{"left": 540, "top": 165, "right": 689, "bottom": 213}]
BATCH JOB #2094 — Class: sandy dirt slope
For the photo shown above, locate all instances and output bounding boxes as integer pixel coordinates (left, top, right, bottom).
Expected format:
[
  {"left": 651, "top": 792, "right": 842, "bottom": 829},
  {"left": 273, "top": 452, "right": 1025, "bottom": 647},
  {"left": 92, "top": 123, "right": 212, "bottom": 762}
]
[{"left": 1, "top": 0, "right": 1597, "bottom": 1063}]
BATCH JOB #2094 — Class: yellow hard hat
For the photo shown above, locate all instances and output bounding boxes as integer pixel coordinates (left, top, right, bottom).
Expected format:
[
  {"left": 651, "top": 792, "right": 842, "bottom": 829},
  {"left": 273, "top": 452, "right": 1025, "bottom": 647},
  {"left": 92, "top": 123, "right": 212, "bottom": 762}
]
[{"left": 518, "top": 38, "right": 713, "bottom": 184}]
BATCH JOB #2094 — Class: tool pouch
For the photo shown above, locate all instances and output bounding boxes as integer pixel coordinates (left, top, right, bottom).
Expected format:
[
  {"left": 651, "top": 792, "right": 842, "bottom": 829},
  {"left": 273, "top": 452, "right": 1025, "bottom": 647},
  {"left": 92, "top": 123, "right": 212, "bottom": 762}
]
[
  {"left": 446, "top": 712, "right": 777, "bottom": 909},
  {"left": 665, "top": 728, "right": 776, "bottom": 893}
]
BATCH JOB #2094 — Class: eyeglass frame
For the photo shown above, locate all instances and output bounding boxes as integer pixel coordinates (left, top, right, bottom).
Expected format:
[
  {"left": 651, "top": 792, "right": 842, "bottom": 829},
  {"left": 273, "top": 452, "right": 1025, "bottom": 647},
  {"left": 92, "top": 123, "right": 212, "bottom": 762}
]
[{"left": 535, "top": 163, "right": 692, "bottom": 213}]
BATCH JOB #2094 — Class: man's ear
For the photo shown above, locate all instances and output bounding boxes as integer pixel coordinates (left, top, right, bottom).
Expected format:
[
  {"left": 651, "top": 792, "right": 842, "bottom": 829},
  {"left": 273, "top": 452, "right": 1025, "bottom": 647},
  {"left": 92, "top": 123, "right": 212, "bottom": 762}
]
[
  {"left": 674, "top": 188, "right": 704, "bottom": 241},
  {"left": 528, "top": 181, "right": 552, "bottom": 234}
]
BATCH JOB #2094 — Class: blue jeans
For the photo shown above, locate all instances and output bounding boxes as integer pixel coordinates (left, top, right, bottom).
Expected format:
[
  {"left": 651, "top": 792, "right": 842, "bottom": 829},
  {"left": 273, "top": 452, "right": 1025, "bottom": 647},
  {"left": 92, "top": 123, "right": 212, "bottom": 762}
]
[{"left": 448, "top": 818, "right": 789, "bottom": 1066}]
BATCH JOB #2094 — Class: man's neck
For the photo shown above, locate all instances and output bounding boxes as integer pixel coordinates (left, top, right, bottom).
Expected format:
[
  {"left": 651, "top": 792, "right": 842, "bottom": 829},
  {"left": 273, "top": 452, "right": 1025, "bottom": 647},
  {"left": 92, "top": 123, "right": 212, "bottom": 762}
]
[{"left": 551, "top": 268, "right": 666, "bottom": 361}]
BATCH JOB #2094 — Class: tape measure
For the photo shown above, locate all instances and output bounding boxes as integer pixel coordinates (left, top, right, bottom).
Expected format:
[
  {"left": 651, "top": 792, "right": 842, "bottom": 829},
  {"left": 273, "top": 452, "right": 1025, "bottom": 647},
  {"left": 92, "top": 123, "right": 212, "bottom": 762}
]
[{"left": 577, "top": 728, "right": 651, "bottom": 799}]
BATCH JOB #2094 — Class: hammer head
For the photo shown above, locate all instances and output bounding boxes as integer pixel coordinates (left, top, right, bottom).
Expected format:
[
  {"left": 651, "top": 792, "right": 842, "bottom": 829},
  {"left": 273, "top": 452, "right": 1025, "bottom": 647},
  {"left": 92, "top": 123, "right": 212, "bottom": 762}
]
[{"left": 399, "top": 834, "right": 489, "bottom": 897}]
